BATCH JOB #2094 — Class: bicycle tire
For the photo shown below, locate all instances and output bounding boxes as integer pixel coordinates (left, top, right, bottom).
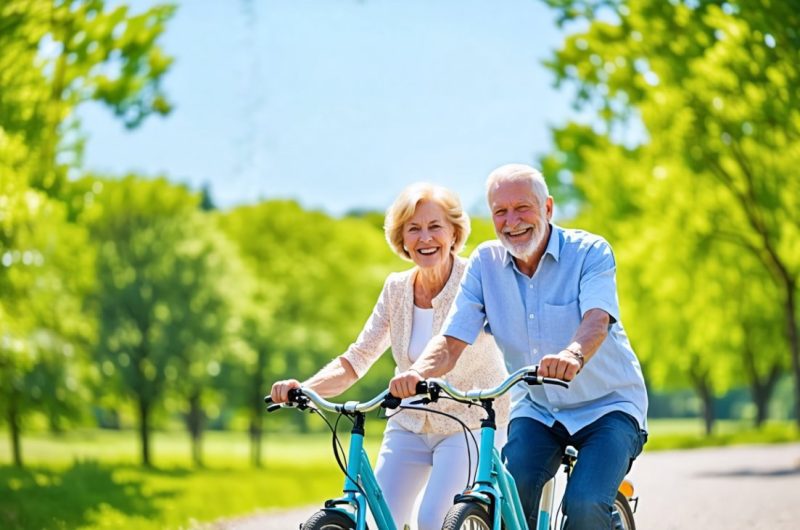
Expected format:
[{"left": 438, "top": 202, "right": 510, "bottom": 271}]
[
  {"left": 301, "top": 509, "right": 357, "bottom": 530},
  {"left": 612, "top": 491, "right": 636, "bottom": 530},
  {"left": 441, "top": 501, "right": 492, "bottom": 530}
]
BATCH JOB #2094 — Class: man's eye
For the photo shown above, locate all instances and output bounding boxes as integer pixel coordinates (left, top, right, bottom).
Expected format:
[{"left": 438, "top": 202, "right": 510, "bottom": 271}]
[{"left": 494, "top": 210, "right": 506, "bottom": 216}]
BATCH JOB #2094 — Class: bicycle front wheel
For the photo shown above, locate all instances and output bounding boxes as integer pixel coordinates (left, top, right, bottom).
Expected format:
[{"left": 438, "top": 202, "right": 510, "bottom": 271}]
[
  {"left": 612, "top": 491, "right": 636, "bottom": 530},
  {"left": 441, "top": 501, "right": 492, "bottom": 530},
  {"left": 301, "top": 509, "right": 356, "bottom": 530}
]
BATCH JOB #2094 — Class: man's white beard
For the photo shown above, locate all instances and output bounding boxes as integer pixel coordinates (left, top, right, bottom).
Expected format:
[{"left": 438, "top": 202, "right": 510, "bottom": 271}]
[{"left": 499, "top": 223, "right": 547, "bottom": 261}]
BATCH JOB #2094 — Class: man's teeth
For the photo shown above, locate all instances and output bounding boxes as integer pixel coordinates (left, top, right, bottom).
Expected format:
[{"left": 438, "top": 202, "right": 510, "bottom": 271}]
[
  {"left": 507, "top": 228, "right": 530, "bottom": 236},
  {"left": 418, "top": 248, "right": 438, "bottom": 255}
]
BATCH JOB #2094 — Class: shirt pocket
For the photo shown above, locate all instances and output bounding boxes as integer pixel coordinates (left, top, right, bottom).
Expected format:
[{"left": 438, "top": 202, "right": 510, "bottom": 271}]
[{"left": 542, "top": 299, "right": 580, "bottom": 354}]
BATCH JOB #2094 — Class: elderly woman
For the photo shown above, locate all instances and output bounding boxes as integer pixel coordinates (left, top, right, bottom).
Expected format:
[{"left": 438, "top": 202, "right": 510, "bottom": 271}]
[{"left": 270, "top": 183, "right": 508, "bottom": 530}]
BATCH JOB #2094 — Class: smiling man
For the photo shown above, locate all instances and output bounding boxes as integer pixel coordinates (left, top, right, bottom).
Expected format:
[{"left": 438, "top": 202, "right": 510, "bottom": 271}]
[{"left": 390, "top": 163, "right": 648, "bottom": 529}]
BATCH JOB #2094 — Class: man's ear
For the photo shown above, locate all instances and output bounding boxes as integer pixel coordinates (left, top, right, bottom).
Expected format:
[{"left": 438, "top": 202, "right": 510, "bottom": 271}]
[{"left": 546, "top": 196, "right": 554, "bottom": 221}]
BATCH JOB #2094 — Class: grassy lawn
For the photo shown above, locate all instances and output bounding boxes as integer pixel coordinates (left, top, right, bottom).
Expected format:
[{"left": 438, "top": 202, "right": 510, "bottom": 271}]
[
  {"left": 1, "top": 420, "right": 798, "bottom": 529},
  {"left": 0, "top": 428, "right": 382, "bottom": 530}
]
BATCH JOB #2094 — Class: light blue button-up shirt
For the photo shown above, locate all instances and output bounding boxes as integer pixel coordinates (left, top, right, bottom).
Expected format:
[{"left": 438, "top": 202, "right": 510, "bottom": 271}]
[{"left": 443, "top": 225, "right": 648, "bottom": 434}]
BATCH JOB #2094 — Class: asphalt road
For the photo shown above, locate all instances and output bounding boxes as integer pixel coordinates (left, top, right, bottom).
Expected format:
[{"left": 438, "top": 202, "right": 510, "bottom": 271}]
[{"left": 211, "top": 443, "right": 800, "bottom": 529}]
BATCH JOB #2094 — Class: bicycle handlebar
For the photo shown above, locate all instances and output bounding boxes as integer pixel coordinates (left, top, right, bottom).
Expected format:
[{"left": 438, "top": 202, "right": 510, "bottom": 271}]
[
  {"left": 425, "top": 365, "right": 568, "bottom": 402},
  {"left": 264, "top": 365, "right": 567, "bottom": 413},
  {"left": 264, "top": 387, "right": 405, "bottom": 414}
]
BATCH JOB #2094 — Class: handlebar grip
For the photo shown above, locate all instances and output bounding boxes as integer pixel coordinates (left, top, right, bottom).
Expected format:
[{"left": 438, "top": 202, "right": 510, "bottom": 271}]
[
  {"left": 383, "top": 393, "right": 402, "bottom": 410},
  {"left": 541, "top": 377, "right": 569, "bottom": 388},
  {"left": 264, "top": 395, "right": 274, "bottom": 405},
  {"left": 266, "top": 404, "right": 282, "bottom": 413}
]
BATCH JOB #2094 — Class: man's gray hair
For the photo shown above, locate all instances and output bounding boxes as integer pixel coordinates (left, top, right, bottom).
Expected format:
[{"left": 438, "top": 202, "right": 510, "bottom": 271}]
[{"left": 485, "top": 163, "right": 550, "bottom": 206}]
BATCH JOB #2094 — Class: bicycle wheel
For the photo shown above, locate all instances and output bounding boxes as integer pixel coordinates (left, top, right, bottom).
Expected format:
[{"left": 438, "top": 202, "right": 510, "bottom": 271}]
[
  {"left": 301, "top": 509, "right": 356, "bottom": 530},
  {"left": 441, "top": 501, "right": 492, "bottom": 530},
  {"left": 612, "top": 491, "right": 636, "bottom": 530}
]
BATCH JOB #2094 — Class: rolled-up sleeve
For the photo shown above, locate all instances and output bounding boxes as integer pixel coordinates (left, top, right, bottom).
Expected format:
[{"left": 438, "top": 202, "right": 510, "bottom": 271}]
[
  {"left": 578, "top": 239, "right": 620, "bottom": 324},
  {"left": 442, "top": 251, "right": 487, "bottom": 345},
  {"left": 340, "top": 276, "right": 392, "bottom": 378}
]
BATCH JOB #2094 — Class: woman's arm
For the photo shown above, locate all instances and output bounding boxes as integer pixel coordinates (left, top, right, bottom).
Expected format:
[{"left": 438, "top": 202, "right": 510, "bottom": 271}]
[{"left": 269, "top": 357, "right": 359, "bottom": 402}]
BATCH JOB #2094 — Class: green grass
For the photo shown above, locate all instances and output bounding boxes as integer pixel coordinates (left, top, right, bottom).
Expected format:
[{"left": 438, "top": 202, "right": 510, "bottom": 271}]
[
  {"left": 1, "top": 420, "right": 798, "bottom": 529},
  {"left": 645, "top": 418, "right": 800, "bottom": 450},
  {"left": 0, "top": 429, "right": 382, "bottom": 530}
]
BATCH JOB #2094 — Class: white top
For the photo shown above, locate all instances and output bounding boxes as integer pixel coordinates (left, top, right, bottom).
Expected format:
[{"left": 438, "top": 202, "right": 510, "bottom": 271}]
[{"left": 408, "top": 305, "right": 435, "bottom": 362}]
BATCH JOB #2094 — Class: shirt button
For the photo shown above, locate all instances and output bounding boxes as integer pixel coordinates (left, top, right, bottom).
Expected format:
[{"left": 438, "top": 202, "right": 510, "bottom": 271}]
[
  {"left": 529, "top": 283, "right": 533, "bottom": 289},
  {"left": 552, "top": 407, "right": 560, "bottom": 412},
  {"left": 533, "top": 348, "right": 539, "bottom": 354},
  {"left": 529, "top": 313, "right": 535, "bottom": 320}
]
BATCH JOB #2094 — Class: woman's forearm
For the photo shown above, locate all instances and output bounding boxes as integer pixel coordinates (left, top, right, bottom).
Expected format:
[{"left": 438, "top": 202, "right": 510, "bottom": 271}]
[{"left": 302, "top": 356, "right": 359, "bottom": 398}]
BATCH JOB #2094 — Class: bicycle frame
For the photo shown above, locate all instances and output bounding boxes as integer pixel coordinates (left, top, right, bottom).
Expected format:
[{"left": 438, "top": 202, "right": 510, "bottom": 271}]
[
  {"left": 265, "top": 388, "right": 403, "bottom": 530},
  {"left": 324, "top": 412, "right": 397, "bottom": 530},
  {"left": 456, "top": 422, "right": 556, "bottom": 530}
]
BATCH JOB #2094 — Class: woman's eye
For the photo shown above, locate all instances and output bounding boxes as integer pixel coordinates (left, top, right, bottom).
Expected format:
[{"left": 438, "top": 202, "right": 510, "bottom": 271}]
[{"left": 407, "top": 226, "right": 419, "bottom": 232}]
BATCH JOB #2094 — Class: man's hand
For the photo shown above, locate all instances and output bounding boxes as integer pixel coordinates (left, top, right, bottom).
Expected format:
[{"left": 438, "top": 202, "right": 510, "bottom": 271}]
[
  {"left": 270, "top": 379, "right": 301, "bottom": 403},
  {"left": 389, "top": 370, "right": 423, "bottom": 398},
  {"left": 539, "top": 351, "right": 581, "bottom": 382}
]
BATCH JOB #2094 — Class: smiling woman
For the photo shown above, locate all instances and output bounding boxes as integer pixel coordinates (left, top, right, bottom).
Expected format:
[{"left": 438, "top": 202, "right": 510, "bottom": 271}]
[{"left": 268, "top": 182, "right": 509, "bottom": 530}]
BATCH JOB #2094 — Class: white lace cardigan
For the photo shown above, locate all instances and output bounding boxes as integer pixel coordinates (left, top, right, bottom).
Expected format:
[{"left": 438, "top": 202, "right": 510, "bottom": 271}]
[{"left": 341, "top": 257, "right": 510, "bottom": 434}]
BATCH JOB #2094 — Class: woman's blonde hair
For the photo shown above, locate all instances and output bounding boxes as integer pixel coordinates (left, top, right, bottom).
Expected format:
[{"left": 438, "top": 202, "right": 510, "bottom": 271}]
[{"left": 384, "top": 183, "right": 471, "bottom": 262}]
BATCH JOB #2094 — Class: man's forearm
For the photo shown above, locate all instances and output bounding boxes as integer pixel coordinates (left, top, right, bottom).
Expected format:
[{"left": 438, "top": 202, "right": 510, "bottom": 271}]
[
  {"left": 565, "top": 308, "right": 609, "bottom": 363},
  {"left": 410, "top": 335, "right": 467, "bottom": 378}
]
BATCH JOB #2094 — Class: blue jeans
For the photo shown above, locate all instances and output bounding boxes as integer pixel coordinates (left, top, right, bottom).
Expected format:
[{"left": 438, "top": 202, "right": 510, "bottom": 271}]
[{"left": 502, "top": 411, "right": 646, "bottom": 530}]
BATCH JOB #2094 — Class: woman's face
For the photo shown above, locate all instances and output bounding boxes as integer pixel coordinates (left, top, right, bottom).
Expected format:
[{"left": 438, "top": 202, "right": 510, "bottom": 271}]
[{"left": 402, "top": 200, "right": 456, "bottom": 270}]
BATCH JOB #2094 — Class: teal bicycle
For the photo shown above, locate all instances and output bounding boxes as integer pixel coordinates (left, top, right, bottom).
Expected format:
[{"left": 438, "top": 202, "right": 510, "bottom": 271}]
[
  {"left": 415, "top": 365, "right": 638, "bottom": 530},
  {"left": 265, "top": 387, "right": 404, "bottom": 530}
]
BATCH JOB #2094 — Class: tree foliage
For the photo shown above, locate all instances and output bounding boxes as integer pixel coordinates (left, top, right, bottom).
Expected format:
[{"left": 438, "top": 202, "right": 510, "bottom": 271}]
[{"left": 540, "top": 0, "right": 800, "bottom": 427}]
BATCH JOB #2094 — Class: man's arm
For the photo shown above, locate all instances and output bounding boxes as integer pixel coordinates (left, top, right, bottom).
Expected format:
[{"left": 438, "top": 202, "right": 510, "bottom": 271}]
[
  {"left": 539, "top": 308, "right": 609, "bottom": 381},
  {"left": 389, "top": 335, "right": 468, "bottom": 398}
]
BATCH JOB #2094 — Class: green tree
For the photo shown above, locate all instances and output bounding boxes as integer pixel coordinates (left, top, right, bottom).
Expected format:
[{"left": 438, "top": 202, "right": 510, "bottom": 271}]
[
  {"left": 218, "top": 201, "right": 400, "bottom": 465},
  {"left": 541, "top": 0, "right": 800, "bottom": 424},
  {"left": 79, "top": 176, "right": 226, "bottom": 466},
  {"left": 168, "top": 214, "right": 246, "bottom": 467},
  {"left": 0, "top": 135, "right": 95, "bottom": 465},
  {"left": 0, "top": 0, "right": 174, "bottom": 195}
]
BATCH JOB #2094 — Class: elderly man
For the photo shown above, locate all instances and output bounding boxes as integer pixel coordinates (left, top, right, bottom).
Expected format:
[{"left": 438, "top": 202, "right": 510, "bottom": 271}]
[{"left": 390, "top": 163, "right": 648, "bottom": 529}]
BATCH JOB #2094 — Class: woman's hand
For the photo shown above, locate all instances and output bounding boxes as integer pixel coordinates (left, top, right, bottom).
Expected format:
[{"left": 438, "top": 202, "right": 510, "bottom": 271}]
[
  {"left": 270, "top": 379, "right": 301, "bottom": 403},
  {"left": 389, "top": 370, "right": 423, "bottom": 398}
]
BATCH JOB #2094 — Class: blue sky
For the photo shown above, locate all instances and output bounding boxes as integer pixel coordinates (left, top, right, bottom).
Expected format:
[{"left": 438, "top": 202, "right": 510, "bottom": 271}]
[{"left": 78, "top": 0, "right": 578, "bottom": 216}]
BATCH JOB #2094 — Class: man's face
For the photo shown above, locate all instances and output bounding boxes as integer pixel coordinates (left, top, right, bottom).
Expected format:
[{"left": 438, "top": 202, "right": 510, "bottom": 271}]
[{"left": 489, "top": 179, "right": 551, "bottom": 260}]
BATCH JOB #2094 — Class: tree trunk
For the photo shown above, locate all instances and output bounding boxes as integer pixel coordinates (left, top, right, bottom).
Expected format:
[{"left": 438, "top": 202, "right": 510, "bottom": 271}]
[
  {"left": 690, "top": 366, "right": 715, "bottom": 436},
  {"left": 250, "top": 349, "right": 266, "bottom": 468},
  {"left": 138, "top": 397, "right": 151, "bottom": 467},
  {"left": 784, "top": 281, "right": 800, "bottom": 427},
  {"left": 250, "top": 413, "right": 263, "bottom": 468},
  {"left": 188, "top": 391, "right": 204, "bottom": 467},
  {"left": 742, "top": 339, "right": 781, "bottom": 428},
  {"left": 699, "top": 381, "right": 715, "bottom": 436},
  {"left": 8, "top": 390, "right": 23, "bottom": 467},
  {"left": 752, "top": 366, "right": 780, "bottom": 428}
]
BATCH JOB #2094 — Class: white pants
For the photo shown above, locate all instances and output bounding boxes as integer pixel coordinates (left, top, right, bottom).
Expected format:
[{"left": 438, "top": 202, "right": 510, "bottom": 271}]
[{"left": 374, "top": 420, "right": 507, "bottom": 530}]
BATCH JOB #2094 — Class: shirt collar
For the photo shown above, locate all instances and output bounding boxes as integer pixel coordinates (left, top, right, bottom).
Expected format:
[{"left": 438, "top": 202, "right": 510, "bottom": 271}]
[{"left": 501, "top": 223, "right": 561, "bottom": 267}]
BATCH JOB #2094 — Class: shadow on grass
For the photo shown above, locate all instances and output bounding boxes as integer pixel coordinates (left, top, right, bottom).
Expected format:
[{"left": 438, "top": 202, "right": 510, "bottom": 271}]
[{"left": 0, "top": 460, "right": 176, "bottom": 530}]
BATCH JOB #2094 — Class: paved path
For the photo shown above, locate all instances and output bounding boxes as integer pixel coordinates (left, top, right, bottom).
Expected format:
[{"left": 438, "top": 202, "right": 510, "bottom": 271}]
[{"left": 214, "top": 443, "right": 800, "bottom": 529}]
